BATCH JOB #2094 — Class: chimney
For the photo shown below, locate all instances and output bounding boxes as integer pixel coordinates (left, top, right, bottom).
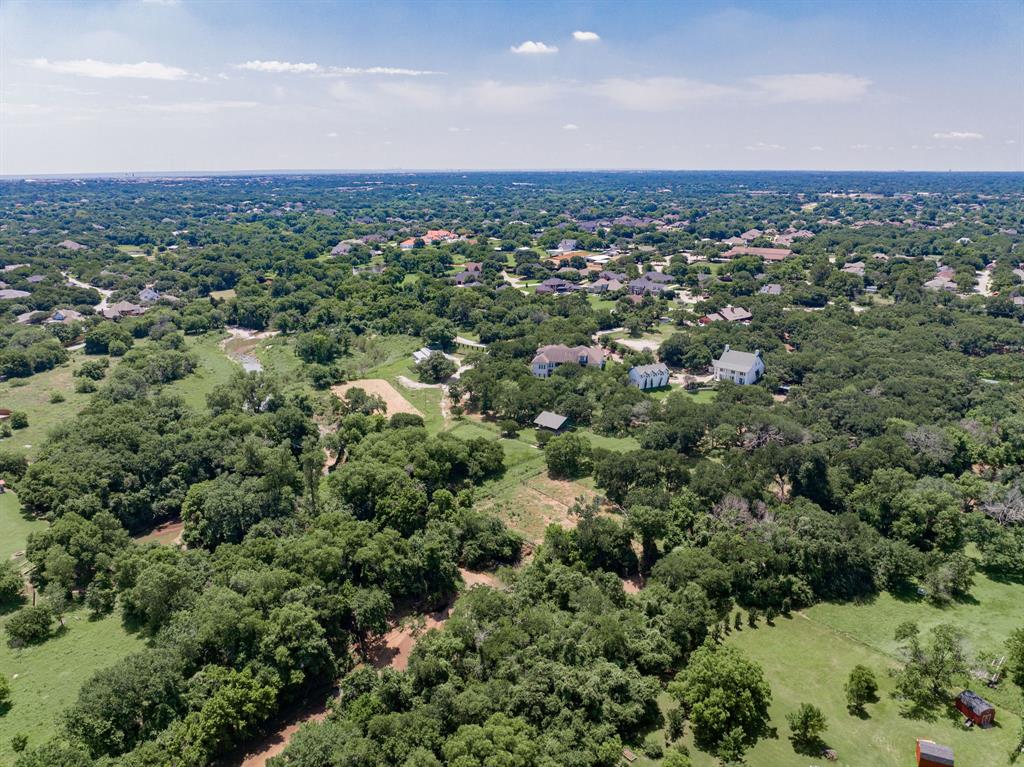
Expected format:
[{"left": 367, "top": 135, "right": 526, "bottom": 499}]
[
  {"left": 723, "top": 344, "right": 730, "bottom": 353},
  {"left": 755, "top": 349, "right": 762, "bottom": 358}
]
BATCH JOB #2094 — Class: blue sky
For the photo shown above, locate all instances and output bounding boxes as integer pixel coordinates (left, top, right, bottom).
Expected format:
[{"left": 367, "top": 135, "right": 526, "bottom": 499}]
[{"left": 2, "top": 0, "right": 1022, "bottom": 174}]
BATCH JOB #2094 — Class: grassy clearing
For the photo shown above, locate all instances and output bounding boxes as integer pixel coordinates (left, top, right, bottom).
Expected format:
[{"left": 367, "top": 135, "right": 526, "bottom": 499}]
[
  {"left": 208, "top": 288, "right": 237, "bottom": 301},
  {"left": 0, "top": 351, "right": 99, "bottom": 460},
  {"left": 0, "top": 492, "right": 44, "bottom": 562},
  {"left": 163, "top": 331, "right": 237, "bottom": 411},
  {"left": 650, "top": 571, "right": 1024, "bottom": 767},
  {"left": 0, "top": 609, "right": 145, "bottom": 765}
]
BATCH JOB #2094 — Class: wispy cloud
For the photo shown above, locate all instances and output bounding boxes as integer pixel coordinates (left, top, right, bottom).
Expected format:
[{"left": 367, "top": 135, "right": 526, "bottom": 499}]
[
  {"left": 933, "top": 131, "right": 983, "bottom": 140},
  {"left": 140, "top": 0, "right": 180, "bottom": 5},
  {"left": 237, "top": 60, "right": 319, "bottom": 74},
  {"left": 573, "top": 31, "right": 600, "bottom": 42},
  {"left": 140, "top": 100, "right": 261, "bottom": 113},
  {"left": 745, "top": 142, "right": 785, "bottom": 151},
  {"left": 591, "top": 77, "right": 736, "bottom": 110},
  {"left": 24, "top": 58, "right": 189, "bottom": 80},
  {"left": 465, "top": 80, "right": 559, "bottom": 111},
  {"left": 562, "top": 123, "right": 579, "bottom": 130},
  {"left": 749, "top": 73, "right": 871, "bottom": 103},
  {"left": 810, "top": 145, "right": 824, "bottom": 151},
  {"left": 510, "top": 41, "right": 558, "bottom": 55},
  {"left": 235, "top": 60, "right": 440, "bottom": 76}
]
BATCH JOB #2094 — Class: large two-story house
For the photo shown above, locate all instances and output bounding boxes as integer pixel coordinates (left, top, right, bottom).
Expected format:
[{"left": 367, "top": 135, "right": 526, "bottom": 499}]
[
  {"left": 712, "top": 345, "right": 764, "bottom": 385},
  {"left": 531, "top": 344, "right": 605, "bottom": 378}
]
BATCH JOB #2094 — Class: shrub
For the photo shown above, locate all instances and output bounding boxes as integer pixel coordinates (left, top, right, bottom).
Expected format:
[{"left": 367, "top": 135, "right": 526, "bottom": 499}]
[
  {"left": 4, "top": 605, "right": 54, "bottom": 647},
  {"left": 49, "top": 392, "right": 66, "bottom": 404},
  {"left": 9, "top": 412, "right": 28, "bottom": 430}
]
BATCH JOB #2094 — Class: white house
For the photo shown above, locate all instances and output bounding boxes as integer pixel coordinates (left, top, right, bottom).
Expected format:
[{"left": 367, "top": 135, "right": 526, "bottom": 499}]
[
  {"left": 629, "top": 363, "right": 670, "bottom": 390},
  {"left": 712, "top": 345, "right": 764, "bottom": 385}
]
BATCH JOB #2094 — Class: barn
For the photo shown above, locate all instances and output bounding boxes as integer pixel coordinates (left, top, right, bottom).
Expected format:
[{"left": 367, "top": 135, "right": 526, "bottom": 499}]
[
  {"left": 916, "top": 739, "right": 954, "bottom": 767},
  {"left": 954, "top": 689, "right": 995, "bottom": 726}
]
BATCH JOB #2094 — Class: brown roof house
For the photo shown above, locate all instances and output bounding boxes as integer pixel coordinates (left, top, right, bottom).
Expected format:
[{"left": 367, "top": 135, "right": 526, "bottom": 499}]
[
  {"left": 721, "top": 246, "right": 792, "bottom": 262},
  {"left": 916, "top": 739, "right": 954, "bottom": 767},
  {"left": 531, "top": 344, "right": 604, "bottom": 378}
]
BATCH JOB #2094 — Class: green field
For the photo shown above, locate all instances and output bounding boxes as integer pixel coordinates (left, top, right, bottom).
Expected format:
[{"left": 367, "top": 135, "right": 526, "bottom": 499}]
[
  {"left": 163, "top": 332, "right": 239, "bottom": 411},
  {"left": 638, "top": 571, "right": 1024, "bottom": 767},
  {"left": 0, "top": 351, "right": 99, "bottom": 460},
  {"left": 0, "top": 492, "right": 44, "bottom": 562},
  {"left": 0, "top": 492, "right": 145, "bottom": 765},
  {"left": 0, "top": 609, "right": 145, "bottom": 764}
]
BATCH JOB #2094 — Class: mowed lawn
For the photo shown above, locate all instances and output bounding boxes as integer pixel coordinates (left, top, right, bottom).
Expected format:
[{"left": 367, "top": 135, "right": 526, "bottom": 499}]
[
  {"left": 0, "top": 492, "right": 146, "bottom": 765},
  {"left": 0, "top": 350, "right": 98, "bottom": 460},
  {"left": 673, "top": 572, "right": 1024, "bottom": 767},
  {"left": 0, "top": 491, "right": 44, "bottom": 562},
  {"left": 0, "top": 610, "right": 145, "bottom": 765}
]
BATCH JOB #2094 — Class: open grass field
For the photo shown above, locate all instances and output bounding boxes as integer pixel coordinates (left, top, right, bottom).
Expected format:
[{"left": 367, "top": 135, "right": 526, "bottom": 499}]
[
  {"left": 0, "top": 351, "right": 98, "bottom": 460},
  {"left": 0, "top": 493, "right": 145, "bottom": 766},
  {"left": 164, "top": 331, "right": 239, "bottom": 411},
  {"left": 0, "top": 609, "right": 145, "bottom": 765},
  {"left": 632, "top": 571, "right": 1023, "bottom": 767},
  {"left": 0, "top": 491, "right": 44, "bottom": 562}
]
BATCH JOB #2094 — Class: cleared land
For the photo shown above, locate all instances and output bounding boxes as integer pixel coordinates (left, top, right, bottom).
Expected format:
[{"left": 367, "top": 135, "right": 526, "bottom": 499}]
[
  {"left": 634, "top": 571, "right": 1023, "bottom": 767},
  {"left": 331, "top": 379, "right": 422, "bottom": 417},
  {"left": 0, "top": 351, "right": 97, "bottom": 460},
  {"left": 0, "top": 486, "right": 144, "bottom": 766}
]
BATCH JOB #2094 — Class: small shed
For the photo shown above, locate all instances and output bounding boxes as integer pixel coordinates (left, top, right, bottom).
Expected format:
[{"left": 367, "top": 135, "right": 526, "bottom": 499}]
[
  {"left": 916, "top": 739, "right": 954, "bottom": 767},
  {"left": 954, "top": 689, "right": 995, "bottom": 726},
  {"left": 534, "top": 411, "right": 569, "bottom": 433}
]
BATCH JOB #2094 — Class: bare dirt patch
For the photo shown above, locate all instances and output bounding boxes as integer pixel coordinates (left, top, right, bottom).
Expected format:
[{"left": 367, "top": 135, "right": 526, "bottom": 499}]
[
  {"left": 135, "top": 519, "right": 184, "bottom": 547},
  {"left": 331, "top": 379, "right": 422, "bottom": 417},
  {"left": 477, "top": 475, "right": 600, "bottom": 543},
  {"left": 367, "top": 605, "right": 451, "bottom": 672},
  {"left": 219, "top": 696, "right": 331, "bottom": 767}
]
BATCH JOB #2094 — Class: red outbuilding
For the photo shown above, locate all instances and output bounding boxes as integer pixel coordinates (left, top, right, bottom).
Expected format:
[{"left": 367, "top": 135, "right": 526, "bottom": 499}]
[{"left": 954, "top": 689, "right": 995, "bottom": 726}]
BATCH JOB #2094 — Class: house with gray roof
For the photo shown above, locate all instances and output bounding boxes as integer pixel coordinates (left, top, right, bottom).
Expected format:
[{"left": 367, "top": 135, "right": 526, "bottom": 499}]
[
  {"left": 628, "top": 362, "right": 670, "bottom": 390},
  {"left": 759, "top": 283, "right": 782, "bottom": 295},
  {"left": 531, "top": 344, "right": 604, "bottom": 378},
  {"left": 713, "top": 345, "right": 764, "bottom": 385},
  {"left": 0, "top": 289, "right": 31, "bottom": 301},
  {"left": 534, "top": 411, "right": 569, "bottom": 432}
]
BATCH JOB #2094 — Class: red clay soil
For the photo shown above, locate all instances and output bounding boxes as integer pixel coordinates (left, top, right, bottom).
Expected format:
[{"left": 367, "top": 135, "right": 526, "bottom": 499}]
[
  {"left": 219, "top": 695, "right": 331, "bottom": 767},
  {"left": 226, "top": 568, "right": 502, "bottom": 765},
  {"left": 621, "top": 574, "right": 644, "bottom": 594}
]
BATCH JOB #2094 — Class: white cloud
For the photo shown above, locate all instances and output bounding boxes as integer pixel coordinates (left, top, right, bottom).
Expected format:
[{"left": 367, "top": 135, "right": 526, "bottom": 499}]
[
  {"left": 749, "top": 73, "right": 871, "bottom": 103},
  {"left": 510, "top": 41, "right": 559, "bottom": 55},
  {"left": 850, "top": 143, "right": 869, "bottom": 150},
  {"left": 1007, "top": 139, "right": 1018, "bottom": 145},
  {"left": 563, "top": 123, "right": 579, "bottom": 131},
  {"left": 140, "top": 0, "right": 180, "bottom": 5},
  {"left": 326, "top": 131, "right": 338, "bottom": 138},
  {"left": 235, "top": 60, "right": 439, "bottom": 76},
  {"left": 745, "top": 142, "right": 785, "bottom": 151},
  {"left": 933, "top": 131, "right": 983, "bottom": 140},
  {"left": 810, "top": 145, "right": 824, "bottom": 151},
  {"left": 591, "top": 77, "right": 735, "bottom": 110},
  {"left": 140, "top": 100, "right": 260, "bottom": 113},
  {"left": 24, "top": 58, "right": 189, "bottom": 80},
  {"left": 330, "top": 66, "right": 440, "bottom": 76},
  {"left": 573, "top": 31, "right": 600, "bottom": 42},
  {"left": 236, "top": 60, "right": 320, "bottom": 74}
]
